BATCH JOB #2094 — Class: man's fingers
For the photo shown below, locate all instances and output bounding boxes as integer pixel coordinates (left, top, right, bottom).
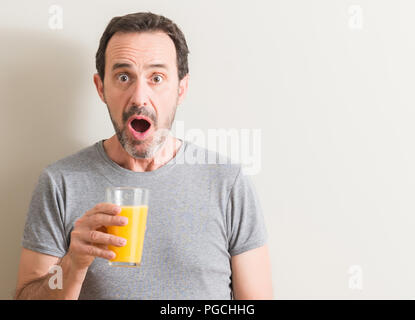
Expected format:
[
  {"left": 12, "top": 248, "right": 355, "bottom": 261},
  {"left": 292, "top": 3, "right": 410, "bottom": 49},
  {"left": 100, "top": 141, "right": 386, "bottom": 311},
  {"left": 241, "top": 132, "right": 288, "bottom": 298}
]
[
  {"left": 79, "top": 243, "right": 116, "bottom": 260},
  {"left": 85, "top": 203, "right": 121, "bottom": 217},
  {"left": 82, "top": 230, "right": 127, "bottom": 247},
  {"left": 88, "top": 213, "right": 128, "bottom": 229}
]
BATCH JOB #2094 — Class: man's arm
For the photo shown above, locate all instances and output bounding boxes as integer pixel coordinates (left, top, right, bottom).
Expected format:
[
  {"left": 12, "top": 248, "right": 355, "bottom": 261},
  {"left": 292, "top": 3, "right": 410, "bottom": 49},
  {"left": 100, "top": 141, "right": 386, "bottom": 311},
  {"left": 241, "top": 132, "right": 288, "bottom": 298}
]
[
  {"left": 16, "top": 202, "right": 129, "bottom": 299},
  {"left": 231, "top": 245, "right": 273, "bottom": 300},
  {"left": 14, "top": 248, "right": 88, "bottom": 300}
]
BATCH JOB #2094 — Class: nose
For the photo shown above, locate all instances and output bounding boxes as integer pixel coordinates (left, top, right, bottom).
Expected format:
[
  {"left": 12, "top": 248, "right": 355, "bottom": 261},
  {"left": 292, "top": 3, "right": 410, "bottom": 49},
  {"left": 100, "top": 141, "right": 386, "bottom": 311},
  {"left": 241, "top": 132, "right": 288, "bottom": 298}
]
[{"left": 129, "top": 77, "right": 151, "bottom": 108}]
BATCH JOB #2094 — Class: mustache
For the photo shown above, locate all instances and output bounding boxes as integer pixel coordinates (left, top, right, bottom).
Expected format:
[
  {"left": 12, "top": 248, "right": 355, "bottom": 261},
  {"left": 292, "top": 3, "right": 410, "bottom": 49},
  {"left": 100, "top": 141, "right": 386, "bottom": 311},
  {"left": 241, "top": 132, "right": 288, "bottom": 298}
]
[{"left": 122, "top": 105, "right": 157, "bottom": 126}]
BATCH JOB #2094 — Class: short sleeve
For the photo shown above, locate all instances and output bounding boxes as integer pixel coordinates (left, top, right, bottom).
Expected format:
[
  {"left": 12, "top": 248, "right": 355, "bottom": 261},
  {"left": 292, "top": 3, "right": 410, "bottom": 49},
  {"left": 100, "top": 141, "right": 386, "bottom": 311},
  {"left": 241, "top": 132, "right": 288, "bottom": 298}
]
[
  {"left": 226, "top": 167, "right": 268, "bottom": 256},
  {"left": 21, "top": 168, "right": 67, "bottom": 258}
]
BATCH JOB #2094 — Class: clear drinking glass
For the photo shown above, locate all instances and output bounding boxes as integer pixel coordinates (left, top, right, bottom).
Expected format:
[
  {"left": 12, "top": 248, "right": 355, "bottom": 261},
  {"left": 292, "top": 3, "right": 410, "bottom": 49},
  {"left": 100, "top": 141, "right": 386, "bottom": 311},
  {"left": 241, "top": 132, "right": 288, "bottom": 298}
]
[{"left": 106, "top": 187, "right": 149, "bottom": 267}]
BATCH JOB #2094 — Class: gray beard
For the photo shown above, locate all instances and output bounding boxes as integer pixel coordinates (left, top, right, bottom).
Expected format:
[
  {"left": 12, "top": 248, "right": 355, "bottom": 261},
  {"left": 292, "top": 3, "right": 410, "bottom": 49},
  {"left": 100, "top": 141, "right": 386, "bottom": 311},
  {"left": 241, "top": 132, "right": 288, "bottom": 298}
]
[
  {"left": 108, "top": 106, "right": 177, "bottom": 159},
  {"left": 115, "top": 123, "right": 170, "bottom": 159}
]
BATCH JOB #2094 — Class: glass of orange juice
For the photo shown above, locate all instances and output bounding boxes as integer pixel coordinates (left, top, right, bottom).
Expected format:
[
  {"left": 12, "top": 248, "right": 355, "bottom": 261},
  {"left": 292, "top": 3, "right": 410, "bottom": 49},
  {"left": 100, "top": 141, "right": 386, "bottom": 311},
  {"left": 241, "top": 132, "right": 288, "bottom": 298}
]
[{"left": 106, "top": 187, "right": 149, "bottom": 267}]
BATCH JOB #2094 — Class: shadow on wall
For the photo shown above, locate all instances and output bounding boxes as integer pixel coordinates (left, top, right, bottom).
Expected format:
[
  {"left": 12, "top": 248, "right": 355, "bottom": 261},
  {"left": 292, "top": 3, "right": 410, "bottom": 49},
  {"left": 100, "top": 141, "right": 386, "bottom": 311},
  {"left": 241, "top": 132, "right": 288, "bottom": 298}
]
[{"left": 0, "top": 29, "right": 88, "bottom": 299}]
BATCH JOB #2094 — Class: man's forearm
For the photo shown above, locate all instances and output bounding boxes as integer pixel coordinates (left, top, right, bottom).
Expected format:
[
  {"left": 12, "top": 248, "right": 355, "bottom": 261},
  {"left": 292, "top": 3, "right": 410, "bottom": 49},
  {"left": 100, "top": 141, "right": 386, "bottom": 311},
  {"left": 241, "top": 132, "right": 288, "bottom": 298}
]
[{"left": 14, "top": 254, "right": 88, "bottom": 300}]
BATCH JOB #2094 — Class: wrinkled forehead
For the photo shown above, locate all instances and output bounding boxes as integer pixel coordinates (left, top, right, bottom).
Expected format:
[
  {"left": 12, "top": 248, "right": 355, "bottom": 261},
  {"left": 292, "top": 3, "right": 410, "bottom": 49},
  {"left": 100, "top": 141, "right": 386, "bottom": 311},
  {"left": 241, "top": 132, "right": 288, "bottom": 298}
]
[{"left": 105, "top": 31, "right": 177, "bottom": 70}]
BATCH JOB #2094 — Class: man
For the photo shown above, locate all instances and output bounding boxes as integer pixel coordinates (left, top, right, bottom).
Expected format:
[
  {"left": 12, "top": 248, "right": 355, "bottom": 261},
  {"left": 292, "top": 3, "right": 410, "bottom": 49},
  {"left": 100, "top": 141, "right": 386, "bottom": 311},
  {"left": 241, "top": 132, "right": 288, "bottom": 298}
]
[{"left": 14, "top": 12, "right": 273, "bottom": 300}]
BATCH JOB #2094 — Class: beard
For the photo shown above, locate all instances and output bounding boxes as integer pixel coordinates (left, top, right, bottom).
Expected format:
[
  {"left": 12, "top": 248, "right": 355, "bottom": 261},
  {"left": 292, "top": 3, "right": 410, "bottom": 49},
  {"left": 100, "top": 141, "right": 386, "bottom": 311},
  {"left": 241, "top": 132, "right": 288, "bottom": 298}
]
[{"left": 107, "top": 103, "right": 178, "bottom": 159}]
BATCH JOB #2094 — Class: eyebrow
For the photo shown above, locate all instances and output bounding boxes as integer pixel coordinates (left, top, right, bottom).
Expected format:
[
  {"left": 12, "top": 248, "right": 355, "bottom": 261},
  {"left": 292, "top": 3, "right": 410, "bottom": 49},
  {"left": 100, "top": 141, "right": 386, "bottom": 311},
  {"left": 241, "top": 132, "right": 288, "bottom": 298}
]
[
  {"left": 111, "top": 62, "right": 169, "bottom": 72},
  {"left": 112, "top": 63, "right": 133, "bottom": 71}
]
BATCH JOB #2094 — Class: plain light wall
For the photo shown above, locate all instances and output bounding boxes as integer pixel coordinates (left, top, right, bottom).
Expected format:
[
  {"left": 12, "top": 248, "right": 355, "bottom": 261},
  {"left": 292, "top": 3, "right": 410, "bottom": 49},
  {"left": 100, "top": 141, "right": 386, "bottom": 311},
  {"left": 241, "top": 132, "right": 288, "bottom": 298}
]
[{"left": 1, "top": 0, "right": 415, "bottom": 299}]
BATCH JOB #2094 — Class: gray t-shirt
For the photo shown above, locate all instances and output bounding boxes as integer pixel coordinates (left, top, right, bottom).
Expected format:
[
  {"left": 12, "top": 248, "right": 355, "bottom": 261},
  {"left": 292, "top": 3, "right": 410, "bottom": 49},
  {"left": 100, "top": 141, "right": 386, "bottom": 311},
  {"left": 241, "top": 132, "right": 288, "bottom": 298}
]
[{"left": 21, "top": 139, "right": 267, "bottom": 299}]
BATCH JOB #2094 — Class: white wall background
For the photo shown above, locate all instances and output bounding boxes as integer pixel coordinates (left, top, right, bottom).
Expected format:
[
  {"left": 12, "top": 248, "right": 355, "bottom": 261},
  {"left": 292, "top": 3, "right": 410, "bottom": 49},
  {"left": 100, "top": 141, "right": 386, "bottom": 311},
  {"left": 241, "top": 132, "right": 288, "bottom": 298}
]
[{"left": 1, "top": 0, "right": 415, "bottom": 299}]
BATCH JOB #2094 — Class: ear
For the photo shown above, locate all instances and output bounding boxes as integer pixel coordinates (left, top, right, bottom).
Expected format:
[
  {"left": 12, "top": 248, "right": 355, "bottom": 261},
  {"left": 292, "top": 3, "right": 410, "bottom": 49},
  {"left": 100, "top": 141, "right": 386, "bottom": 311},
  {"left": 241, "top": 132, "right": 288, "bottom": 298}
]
[
  {"left": 93, "top": 73, "right": 106, "bottom": 103},
  {"left": 177, "top": 73, "right": 189, "bottom": 105}
]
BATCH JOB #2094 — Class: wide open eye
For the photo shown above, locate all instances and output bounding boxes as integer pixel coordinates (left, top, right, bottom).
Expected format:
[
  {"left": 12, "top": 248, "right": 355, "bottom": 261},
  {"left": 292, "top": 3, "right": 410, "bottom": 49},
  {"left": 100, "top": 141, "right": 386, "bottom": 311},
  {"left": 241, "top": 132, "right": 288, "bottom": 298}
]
[
  {"left": 152, "top": 74, "right": 163, "bottom": 84},
  {"left": 118, "top": 73, "right": 129, "bottom": 82}
]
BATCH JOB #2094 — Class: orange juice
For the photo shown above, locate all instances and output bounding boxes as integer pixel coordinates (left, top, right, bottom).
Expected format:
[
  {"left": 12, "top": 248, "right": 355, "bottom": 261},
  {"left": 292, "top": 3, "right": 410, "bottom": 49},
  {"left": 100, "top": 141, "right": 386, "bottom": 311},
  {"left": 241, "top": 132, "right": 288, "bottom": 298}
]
[{"left": 107, "top": 205, "right": 148, "bottom": 266}]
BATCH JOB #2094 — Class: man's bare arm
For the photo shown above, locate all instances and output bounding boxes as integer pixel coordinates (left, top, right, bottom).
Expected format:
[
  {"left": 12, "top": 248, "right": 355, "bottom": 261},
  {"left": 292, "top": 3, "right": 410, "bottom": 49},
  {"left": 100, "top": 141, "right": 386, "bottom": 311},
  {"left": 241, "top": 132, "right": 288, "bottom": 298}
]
[
  {"left": 15, "top": 203, "right": 127, "bottom": 300},
  {"left": 14, "top": 249, "right": 88, "bottom": 300},
  {"left": 231, "top": 245, "right": 273, "bottom": 300}
]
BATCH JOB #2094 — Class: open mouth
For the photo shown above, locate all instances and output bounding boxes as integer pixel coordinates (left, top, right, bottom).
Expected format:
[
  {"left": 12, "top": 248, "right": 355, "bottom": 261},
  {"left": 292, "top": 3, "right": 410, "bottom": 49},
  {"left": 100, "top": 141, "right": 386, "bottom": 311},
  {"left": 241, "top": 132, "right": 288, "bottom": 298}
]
[{"left": 131, "top": 118, "right": 151, "bottom": 133}]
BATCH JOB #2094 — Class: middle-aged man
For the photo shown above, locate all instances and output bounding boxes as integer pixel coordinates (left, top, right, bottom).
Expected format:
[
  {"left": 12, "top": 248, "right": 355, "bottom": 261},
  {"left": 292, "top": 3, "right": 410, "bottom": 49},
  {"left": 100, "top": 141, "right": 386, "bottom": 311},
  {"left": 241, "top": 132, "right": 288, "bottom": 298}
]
[{"left": 14, "top": 12, "right": 273, "bottom": 299}]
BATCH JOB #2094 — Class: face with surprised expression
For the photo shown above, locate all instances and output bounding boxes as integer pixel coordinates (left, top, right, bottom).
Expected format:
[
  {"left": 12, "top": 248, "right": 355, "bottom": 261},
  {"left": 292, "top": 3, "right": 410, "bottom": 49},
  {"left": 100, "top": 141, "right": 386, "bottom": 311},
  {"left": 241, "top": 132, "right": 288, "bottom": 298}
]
[{"left": 94, "top": 31, "right": 188, "bottom": 159}]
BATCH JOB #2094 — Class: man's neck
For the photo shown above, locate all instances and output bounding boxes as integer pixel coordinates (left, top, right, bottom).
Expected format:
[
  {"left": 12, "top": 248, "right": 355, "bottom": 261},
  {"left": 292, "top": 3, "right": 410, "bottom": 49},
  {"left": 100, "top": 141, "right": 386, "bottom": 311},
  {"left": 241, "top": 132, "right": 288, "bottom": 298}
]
[{"left": 102, "top": 135, "right": 182, "bottom": 172}]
